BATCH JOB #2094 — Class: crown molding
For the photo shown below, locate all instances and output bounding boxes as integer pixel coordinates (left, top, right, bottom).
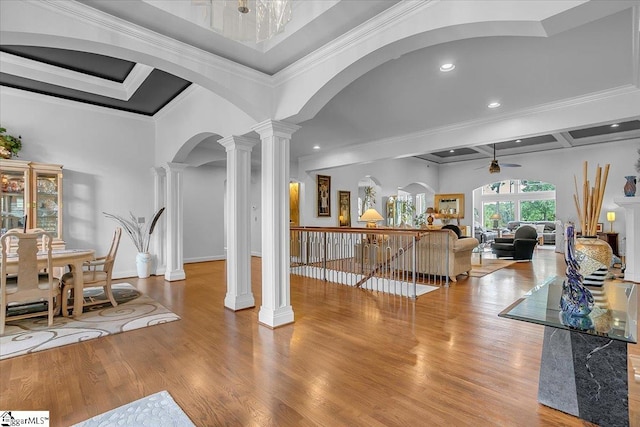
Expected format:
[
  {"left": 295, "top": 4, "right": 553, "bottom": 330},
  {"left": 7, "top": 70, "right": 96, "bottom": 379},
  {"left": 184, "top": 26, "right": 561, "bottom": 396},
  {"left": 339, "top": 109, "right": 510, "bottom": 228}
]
[
  {"left": 273, "top": 0, "right": 431, "bottom": 85},
  {"left": 152, "top": 84, "right": 199, "bottom": 121}
]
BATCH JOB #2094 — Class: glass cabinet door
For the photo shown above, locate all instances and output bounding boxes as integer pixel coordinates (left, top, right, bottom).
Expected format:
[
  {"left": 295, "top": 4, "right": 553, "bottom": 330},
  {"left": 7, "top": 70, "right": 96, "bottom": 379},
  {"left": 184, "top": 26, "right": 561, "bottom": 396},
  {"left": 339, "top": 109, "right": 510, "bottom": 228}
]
[
  {"left": 33, "top": 171, "right": 61, "bottom": 238},
  {"left": 0, "top": 169, "right": 28, "bottom": 235}
]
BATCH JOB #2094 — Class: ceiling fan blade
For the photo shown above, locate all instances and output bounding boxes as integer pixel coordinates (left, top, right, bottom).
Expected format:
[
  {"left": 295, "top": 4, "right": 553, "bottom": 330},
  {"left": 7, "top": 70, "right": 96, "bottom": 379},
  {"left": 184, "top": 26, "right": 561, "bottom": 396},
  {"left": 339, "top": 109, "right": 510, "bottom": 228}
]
[{"left": 501, "top": 163, "right": 522, "bottom": 167}]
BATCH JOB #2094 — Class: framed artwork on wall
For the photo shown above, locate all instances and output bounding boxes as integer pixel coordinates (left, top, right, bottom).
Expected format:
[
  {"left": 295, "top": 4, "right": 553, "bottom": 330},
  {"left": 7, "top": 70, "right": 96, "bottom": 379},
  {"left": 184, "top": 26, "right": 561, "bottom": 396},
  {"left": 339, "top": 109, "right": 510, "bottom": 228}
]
[
  {"left": 317, "top": 175, "right": 331, "bottom": 217},
  {"left": 596, "top": 223, "right": 603, "bottom": 232},
  {"left": 338, "top": 190, "right": 351, "bottom": 227}
]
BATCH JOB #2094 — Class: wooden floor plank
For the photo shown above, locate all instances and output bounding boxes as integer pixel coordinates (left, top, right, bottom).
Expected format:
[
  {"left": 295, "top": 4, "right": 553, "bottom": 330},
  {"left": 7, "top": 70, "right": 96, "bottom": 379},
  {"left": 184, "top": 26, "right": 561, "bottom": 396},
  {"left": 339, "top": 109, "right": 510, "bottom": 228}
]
[{"left": 0, "top": 247, "right": 635, "bottom": 426}]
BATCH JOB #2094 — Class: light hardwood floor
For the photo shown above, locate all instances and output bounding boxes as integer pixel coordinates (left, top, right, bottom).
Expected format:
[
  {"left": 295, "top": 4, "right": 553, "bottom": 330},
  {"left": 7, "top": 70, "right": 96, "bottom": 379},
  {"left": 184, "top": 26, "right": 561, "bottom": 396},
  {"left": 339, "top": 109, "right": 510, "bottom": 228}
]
[{"left": 1, "top": 247, "right": 638, "bottom": 426}]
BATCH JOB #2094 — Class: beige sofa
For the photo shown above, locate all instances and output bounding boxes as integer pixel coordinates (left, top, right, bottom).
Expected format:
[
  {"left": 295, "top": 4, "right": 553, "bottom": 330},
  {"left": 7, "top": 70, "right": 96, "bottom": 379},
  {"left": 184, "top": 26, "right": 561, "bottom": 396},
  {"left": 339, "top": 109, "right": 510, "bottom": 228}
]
[{"left": 393, "top": 229, "right": 479, "bottom": 282}]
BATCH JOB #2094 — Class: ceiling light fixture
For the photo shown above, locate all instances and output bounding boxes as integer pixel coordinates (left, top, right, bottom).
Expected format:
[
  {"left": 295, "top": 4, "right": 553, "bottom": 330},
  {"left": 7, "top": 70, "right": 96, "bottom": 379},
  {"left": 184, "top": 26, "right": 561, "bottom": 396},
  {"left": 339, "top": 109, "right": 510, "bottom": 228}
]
[
  {"left": 449, "top": 149, "right": 455, "bottom": 153},
  {"left": 611, "top": 123, "right": 619, "bottom": 128},
  {"left": 515, "top": 139, "right": 521, "bottom": 143},
  {"left": 440, "top": 63, "right": 455, "bottom": 72},
  {"left": 313, "top": 145, "right": 320, "bottom": 150},
  {"left": 195, "top": 0, "right": 292, "bottom": 43},
  {"left": 488, "top": 101, "right": 501, "bottom": 109}
]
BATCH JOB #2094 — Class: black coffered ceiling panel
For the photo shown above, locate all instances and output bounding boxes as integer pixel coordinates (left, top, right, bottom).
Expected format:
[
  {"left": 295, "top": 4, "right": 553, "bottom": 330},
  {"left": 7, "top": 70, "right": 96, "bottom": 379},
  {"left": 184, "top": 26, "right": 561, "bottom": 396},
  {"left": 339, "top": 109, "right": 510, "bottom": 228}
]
[
  {"left": 430, "top": 147, "right": 478, "bottom": 158},
  {"left": 494, "top": 134, "right": 557, "bottom": 150},
  {"left": 0, "top": 45, "right": 191, "bottom": 115},
  {"left": 0, "top": 69, "right": 191, "bottom": 116},
  {"left": 1, "top": 45, "right": 135, "bottom": 83},
  {"left": 568, "top": 120, "right": 640, "bottom": 139}
]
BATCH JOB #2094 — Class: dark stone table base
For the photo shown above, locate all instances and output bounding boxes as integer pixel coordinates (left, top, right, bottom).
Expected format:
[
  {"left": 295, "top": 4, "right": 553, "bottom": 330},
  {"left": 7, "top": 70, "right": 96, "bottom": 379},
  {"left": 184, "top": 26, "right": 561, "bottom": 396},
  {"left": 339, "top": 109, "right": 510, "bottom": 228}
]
[{"left": 538, "top": 326, "right": 629, "bottom": 426}]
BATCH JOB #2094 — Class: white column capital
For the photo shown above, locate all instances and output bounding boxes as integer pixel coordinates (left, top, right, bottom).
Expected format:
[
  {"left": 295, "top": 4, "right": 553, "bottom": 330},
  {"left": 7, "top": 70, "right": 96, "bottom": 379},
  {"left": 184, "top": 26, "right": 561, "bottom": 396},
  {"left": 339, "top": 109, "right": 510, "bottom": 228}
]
[
  {"left": 218, "top": 135, "right": 259, "bottom": 152},
  {"left": 151, "top": 166, "right": 166, "bottom": 177},
  {"left": 252, "top": 120, "right": 300, "bottom": 139},
  {"left": 165, "top": 162, "right": 189, "bottom": 172}
]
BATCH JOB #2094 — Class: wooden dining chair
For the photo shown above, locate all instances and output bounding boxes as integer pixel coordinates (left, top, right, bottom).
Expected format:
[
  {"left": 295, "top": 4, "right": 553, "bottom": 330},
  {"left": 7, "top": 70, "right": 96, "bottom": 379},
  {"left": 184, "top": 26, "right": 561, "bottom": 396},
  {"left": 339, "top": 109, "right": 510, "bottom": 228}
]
[
  {"left": 60, "top": 228, "right": 122, "bottom": 317},
  {"left": 0, "top": 230, "right": 60, "bottom": 335}
]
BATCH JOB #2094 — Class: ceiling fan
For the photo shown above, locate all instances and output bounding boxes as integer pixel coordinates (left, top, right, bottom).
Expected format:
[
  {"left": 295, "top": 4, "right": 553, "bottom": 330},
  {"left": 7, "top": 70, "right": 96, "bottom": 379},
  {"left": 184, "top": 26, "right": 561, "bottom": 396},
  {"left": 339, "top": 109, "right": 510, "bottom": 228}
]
[{"left": 488, "top": 143, "right": 521, "bottom": 173}]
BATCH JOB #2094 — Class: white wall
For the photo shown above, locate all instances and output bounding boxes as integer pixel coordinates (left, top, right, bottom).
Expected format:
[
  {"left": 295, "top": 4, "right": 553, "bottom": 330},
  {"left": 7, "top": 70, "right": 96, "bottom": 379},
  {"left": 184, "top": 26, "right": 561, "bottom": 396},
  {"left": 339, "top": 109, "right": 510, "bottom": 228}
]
[
  {"left": 0, "top": 87, "right": 155, "bottom": 278},
  {"left": 297, "top": 157, "right": 440, "bottom": 227},
  {"left": 439, "top": 138, "right": 640, "bottom": 254},
  {"left": 182, "top": 164, "right": 226, "bottom": 262}
]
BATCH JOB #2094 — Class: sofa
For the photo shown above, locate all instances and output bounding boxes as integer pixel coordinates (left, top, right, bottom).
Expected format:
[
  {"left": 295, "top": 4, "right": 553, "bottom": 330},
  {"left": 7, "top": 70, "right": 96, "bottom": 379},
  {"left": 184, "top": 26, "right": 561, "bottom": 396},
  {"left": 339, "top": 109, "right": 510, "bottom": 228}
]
[
  {"left": 394, "top": 226, "right": 479, "bottom": 282},
  {"left": 502, "top": 221, "right": 556, "bottom": 245},
  {"left": 474, "top": 226, "right": 499, "bottom": 244}
]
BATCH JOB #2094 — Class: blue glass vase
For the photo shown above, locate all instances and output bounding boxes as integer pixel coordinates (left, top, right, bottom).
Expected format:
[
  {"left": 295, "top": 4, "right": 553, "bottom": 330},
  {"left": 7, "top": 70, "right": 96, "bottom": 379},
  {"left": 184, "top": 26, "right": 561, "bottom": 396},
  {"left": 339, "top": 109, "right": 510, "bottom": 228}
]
[
  {"left": 624, "top": 175, "right": 637, "bottom": 197},
  {"left": 560, "top": 224, "right": 594, "bottom": 316}
]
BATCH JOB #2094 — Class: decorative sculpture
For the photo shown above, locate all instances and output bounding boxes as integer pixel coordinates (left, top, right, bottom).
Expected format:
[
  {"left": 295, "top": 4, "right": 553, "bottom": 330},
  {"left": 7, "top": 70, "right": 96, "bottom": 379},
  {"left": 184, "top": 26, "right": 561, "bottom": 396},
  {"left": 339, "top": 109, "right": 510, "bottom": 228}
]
[{"left": 560, "top": 224, "right": 594, "bottom": 316}]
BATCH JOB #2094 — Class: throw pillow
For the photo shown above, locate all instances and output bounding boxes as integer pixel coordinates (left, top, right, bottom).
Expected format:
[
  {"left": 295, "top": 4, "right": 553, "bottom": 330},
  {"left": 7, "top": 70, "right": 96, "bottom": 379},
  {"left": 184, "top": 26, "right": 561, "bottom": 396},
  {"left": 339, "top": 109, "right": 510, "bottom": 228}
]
[{"left": 441, "top": 224, "right": 461, "bottom": 238}]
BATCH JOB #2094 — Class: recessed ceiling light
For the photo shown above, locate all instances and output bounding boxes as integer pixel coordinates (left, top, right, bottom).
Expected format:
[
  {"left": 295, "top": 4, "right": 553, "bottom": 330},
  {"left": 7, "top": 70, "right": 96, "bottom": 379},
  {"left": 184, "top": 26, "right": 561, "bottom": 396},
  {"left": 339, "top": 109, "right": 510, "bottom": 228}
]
[
  {"left": 313, "top": 145, "right": 320, "bottom": 150},
  {"left": 449, "top": 149, "right": 455, "bottom": 153},
  {"left": 515, "top": 139, "right": 521, "bottom": 143},
  {"left": 440, "top": 63, "right": 455, "bottom": 72},
  {"left": 611, "top": 123, "right": 619, "bottom": 128},
  {"left": 488, "top": 102, "right": 501, "bottom": 109}
]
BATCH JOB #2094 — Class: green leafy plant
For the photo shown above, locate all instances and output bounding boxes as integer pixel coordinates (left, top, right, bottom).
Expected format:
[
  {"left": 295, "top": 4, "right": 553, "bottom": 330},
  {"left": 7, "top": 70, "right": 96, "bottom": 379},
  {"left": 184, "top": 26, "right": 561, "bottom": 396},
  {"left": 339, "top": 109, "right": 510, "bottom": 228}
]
[
  {"left": 104, "top": 207, "right": 165, "bottom": 253},
  {"left": 0, "top": 126, "right": 22, "bottom": 158},
  {"left": 363, "top": 186, "right": 376, "bottom": 210}
]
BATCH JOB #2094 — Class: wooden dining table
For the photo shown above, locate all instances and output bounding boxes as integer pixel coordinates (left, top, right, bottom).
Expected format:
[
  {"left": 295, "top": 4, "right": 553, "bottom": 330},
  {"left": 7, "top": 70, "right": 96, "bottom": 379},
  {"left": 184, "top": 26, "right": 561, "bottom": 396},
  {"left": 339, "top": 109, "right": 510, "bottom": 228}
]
[{"left": 4, "top": 248, "right": 95, "bottom": 317}]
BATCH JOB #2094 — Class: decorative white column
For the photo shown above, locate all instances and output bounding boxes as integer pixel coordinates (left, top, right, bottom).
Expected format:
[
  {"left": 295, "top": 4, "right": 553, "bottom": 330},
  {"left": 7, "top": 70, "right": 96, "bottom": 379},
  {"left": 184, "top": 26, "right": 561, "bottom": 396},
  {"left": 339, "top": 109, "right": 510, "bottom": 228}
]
[
  {"left": 151, "top": 167, "right": 167, "bottom": 276},
  {"left": 614, "top": 196, "right": 640, "bottom": 283},
  {"left": 164, "top": 162, "right": 187, "bottom": 281},
  {"left": 253, "top": 120, "right": 300, "bottom": 328},
  {"left": 219, "top": 135, "right": 257, "bottom": 310}
]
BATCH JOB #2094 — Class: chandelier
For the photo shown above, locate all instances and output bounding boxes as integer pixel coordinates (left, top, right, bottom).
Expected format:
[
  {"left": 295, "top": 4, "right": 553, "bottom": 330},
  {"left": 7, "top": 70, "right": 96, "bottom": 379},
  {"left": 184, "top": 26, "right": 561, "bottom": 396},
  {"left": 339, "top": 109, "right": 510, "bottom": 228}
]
[{"left": 193, "top": 0, "right": 292, "bottom": 43}]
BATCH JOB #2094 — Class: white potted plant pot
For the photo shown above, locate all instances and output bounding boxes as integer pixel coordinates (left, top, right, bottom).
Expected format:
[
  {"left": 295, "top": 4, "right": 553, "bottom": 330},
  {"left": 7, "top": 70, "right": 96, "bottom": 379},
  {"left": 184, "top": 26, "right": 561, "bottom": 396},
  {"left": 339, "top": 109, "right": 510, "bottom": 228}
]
[{"left": 136, "top": 252, "right": 152, "bottom": 278}]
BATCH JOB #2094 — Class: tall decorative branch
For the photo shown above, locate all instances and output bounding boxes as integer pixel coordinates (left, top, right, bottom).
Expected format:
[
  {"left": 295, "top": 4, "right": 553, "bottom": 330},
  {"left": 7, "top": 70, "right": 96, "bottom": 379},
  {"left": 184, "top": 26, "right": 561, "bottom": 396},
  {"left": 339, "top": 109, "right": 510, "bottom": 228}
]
[
  {"left": 104, "top": 207, "right": 165, "bottom": 253},
  {"left": 572, "top": 161, "right": 609, "bottom": 236}
]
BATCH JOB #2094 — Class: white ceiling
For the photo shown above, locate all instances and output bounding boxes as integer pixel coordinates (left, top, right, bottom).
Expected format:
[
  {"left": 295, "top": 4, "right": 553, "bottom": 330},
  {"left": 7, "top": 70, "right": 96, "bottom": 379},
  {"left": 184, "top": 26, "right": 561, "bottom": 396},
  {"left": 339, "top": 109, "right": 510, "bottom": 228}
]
[{"left": 293, "top": 8, "right": 638, "bottom": 159}]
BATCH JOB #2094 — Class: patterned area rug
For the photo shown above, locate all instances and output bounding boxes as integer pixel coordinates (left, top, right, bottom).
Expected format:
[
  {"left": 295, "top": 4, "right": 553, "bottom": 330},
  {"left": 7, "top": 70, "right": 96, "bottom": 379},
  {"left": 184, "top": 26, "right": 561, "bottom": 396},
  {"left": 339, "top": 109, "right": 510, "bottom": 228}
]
[
  {"left": 1, "top": 284, "right": 180, "bottom": 360},
  {"left": 72, "top": 390, "right": 194, "bottom": 427},
  {"left": 468, "top": 259, "right": 517, "bottom": 277}
]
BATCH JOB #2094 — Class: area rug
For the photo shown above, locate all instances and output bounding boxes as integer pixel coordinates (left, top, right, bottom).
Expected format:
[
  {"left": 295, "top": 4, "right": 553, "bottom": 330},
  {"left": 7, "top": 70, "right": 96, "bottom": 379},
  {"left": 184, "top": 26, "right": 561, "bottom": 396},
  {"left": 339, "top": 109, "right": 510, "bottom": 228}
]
[
  {"left": 72, "top": 390, "right": 195, "bottom": 427},
  {"left": 0, "top": 284, "right": 180, "bottom": 360},
  {"left": 468, "top": 259, "right": 517, "bottom": 277},
  {"left": 291, "top": 265, "right": 439, "bottom": 297}
]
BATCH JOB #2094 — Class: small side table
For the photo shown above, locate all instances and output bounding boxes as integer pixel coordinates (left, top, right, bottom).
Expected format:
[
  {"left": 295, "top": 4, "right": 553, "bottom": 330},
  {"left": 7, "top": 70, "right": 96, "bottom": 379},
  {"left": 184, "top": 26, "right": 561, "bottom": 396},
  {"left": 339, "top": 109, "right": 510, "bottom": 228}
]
[{"left": 597, "top": 231, "right": 619, "bottom": 256}]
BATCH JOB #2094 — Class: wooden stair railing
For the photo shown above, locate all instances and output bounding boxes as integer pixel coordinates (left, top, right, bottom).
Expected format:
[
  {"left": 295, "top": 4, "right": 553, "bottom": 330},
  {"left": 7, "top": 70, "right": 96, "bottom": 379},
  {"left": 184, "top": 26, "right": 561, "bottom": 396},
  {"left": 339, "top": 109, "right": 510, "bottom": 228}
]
[{"left": 355, "top": 233, "right": 421, "bottom": 288}]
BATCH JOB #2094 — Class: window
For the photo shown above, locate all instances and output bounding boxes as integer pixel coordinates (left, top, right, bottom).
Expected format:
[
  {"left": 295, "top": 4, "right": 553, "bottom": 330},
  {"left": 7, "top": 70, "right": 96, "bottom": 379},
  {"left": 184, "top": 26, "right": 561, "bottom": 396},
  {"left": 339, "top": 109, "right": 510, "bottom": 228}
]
[
  {"left": 477, "top": 179, "right": 555, "bottom": 229},
  {"left": 520, "top": 200, "right": 556, "bottom": 221}
]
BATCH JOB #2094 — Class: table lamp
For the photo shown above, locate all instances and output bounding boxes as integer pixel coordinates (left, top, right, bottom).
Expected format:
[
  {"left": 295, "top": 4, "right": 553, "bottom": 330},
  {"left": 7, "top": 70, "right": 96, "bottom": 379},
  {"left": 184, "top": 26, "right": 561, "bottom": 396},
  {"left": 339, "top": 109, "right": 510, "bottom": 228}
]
[
  {"left": 361, "top": 208, "right": 383, "bottom": 228},
  {"left": 490, "top": 213, "right": 501, "bottom": 229},
  {"left": 606, "top": 211, "right": 615, "bottom": 232},
  {"left": 426, "top": 207, "right": 435, "bottom": 225}
]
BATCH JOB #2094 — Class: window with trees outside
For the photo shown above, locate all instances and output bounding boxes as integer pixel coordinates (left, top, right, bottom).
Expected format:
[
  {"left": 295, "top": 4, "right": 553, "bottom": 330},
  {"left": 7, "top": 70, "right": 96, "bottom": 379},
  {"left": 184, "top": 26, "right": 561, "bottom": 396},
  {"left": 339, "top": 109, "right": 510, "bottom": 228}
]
[{"left": 480, "top": 180, "right": 555, "bottom": 229}]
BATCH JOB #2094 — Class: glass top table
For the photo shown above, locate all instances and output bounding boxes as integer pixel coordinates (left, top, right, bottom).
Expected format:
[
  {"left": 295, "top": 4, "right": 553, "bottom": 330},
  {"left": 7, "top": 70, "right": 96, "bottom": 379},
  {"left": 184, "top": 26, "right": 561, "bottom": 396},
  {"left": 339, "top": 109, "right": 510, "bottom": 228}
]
[{"left": 498, "top": 276, "right": 637, "bottom": 344}]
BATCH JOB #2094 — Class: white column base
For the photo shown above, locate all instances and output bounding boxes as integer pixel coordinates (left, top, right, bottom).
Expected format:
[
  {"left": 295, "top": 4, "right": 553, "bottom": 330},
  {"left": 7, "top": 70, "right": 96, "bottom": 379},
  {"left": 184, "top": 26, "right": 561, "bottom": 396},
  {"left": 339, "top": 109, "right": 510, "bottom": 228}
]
[
  {"left": 225, "top": 293, "right": 255, "bottom": 311},
  {"left": 259, "top": 305, "right": 295, "bottom": 328},
  {"left": 164, "top": 269, "right": 186, "bottom": 281}
]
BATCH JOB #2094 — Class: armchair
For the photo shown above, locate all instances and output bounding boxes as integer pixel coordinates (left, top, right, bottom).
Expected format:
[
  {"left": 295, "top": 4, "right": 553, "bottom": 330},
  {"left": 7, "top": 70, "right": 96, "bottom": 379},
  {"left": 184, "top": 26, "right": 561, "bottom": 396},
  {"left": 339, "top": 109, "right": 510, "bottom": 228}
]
[{"left": 491, "top": 225, "right": 538, "bottom": 260}]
